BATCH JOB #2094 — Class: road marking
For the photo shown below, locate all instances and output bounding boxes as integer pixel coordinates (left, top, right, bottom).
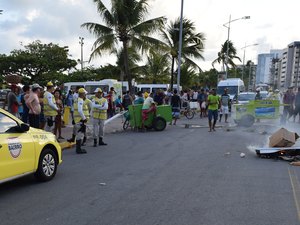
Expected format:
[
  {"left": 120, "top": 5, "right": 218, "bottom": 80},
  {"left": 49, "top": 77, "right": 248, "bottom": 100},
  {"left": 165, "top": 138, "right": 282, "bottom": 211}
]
[{"left": 288, "top": 167, "right": 300, "bottom": 221}]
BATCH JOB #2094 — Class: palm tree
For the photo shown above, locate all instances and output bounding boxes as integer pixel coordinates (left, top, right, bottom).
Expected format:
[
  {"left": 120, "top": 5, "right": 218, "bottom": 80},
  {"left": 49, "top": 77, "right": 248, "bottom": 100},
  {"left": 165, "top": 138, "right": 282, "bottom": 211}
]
[
  {"left": 81, "top": 0, "right": 165, "bottom": 93},
  {"left": 161, "top": 17, "right": 205, "bottom": 90},
  {"left": 115, "top": 47, "right": 142, "bottom": 82},
  {"left": 212, "top": 40, "right": 241, "bottom": 72},
  {"left": 141, "top": 50, "right": 170, "bottom": 83}
]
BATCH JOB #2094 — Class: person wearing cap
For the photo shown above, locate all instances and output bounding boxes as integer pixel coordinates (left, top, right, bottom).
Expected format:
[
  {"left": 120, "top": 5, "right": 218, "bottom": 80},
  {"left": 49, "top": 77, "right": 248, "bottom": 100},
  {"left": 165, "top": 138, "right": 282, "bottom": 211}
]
[
  {"left": 91, "top": 88, "right": 108, "bottom": 147},
  {"left": 43, "top": 81, "right": 59, "bottom": 132},
  {"left": 26, "top": 83, "right": 42, "bottom": 128},
  {"left": 81, "top": 90, "right": 92, "bottom": 146},
  {"left": 255, "top": 88, "right": 262, "bottom": 100},
  {"left": 141, "top": 92, "right": 156, "bottom": 130},
  {"left": 72, "top": 87, "right": 90, "bottom": 154}
]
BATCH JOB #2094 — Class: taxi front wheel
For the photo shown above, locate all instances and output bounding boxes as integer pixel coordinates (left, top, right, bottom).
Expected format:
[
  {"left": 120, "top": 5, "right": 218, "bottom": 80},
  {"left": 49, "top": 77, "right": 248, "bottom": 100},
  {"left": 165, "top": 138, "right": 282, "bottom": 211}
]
[{"left": 35, "top": 148, "right": 58, "bottom": 182}]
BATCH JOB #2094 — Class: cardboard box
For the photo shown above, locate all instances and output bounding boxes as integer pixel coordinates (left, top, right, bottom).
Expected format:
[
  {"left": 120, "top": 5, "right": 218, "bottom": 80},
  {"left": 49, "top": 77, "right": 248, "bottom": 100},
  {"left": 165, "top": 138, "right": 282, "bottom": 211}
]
[{"left": 269, "top": 128, "right": 299, "bottom": 147}]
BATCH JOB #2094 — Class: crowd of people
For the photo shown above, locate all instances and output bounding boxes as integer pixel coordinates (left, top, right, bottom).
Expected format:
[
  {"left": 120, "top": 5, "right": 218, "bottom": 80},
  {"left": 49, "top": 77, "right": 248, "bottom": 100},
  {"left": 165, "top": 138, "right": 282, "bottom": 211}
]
[{"left": 4, "top": 81, "right": 300, "bottom": 149}]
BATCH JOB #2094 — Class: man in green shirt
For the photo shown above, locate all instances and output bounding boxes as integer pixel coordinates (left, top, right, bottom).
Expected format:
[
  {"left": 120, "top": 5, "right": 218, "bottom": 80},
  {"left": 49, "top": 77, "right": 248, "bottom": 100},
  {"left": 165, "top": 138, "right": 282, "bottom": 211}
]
[{"left": 207, "top": 88, "right": 221, "bottom": 132}]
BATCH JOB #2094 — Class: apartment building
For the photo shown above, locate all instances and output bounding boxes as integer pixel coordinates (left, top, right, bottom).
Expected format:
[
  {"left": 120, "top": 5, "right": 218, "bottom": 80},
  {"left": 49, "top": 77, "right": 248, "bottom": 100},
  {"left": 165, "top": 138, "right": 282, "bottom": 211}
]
[{"left": 279, "top": 42, "right": 300, "bottom": 89}]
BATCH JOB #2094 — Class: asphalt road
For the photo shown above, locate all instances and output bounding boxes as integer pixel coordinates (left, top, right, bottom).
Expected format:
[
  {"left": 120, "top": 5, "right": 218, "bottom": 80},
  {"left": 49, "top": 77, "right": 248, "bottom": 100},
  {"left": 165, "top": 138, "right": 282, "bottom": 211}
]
[{"left": 1, "top": 116, "right": 300, "bottom": 225}]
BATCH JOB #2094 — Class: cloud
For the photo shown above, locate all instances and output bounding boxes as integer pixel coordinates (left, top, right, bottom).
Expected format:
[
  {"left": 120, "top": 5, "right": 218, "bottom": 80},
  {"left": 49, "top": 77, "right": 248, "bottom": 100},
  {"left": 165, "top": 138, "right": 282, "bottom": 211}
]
[{"left": 1, "top": 0, "right": 300, "bottom": 73}]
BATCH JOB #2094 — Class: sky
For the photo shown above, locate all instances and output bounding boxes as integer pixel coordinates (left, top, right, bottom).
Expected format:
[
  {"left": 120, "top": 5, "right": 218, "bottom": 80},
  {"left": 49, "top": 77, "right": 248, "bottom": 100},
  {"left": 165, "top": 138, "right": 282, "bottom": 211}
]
[{"left": 1, "top": 0, "right": 299, "bottom": 73}]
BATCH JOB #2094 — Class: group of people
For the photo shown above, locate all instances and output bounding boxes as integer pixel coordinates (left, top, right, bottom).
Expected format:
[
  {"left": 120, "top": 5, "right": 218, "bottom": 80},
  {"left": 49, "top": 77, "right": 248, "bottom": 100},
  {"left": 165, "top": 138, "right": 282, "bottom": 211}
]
[
  {"left": 8, "top": 80, "right": 300, "bottom": 147},
  {"left": 3, "top": 82, "right": 65, "bottom": 139},
  {"left": 281, "top": 87, "right": 300, "bottom": 123}
]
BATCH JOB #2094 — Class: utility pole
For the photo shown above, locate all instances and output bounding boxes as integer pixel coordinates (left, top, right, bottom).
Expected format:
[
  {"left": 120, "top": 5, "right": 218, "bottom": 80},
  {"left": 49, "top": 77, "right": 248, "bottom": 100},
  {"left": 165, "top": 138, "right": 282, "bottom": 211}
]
[
  {"left": 79, "top": 37, "right": 84, "bottom": 74},
  {"left": 177, "top": 0, "right": 184, "bottom": 92}
]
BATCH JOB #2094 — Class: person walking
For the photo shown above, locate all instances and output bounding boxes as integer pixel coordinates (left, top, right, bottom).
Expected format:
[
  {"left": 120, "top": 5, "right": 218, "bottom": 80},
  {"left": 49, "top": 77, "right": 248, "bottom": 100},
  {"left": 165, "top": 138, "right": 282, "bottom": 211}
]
[
  {"left": 170, "top": 89, "right": 181, "bottom": 125},
  {"left": 16, "top": 87, "right": 23, "bottom": 119},
  {"left": 91, "top": 88, "right": 108, "bottom": 147},
  {"left": 107, "top": 87, "right": 116, "bottom": 118},
  {"left": 219, "top": 88, "right": 230, "bottom": 123},
  {"left": 73, "top": 88, "right": 90, "bottom": 154},
  {"left": 6, "top": 84, "right": 19, "bottom": 117},
  {"left": 197, "top": 88, "right": 207, "bottom": 118},
  {"left": 134, "top": 91, "right": 144, "bottom": 105},
  {"left": 26, "top": 84, "right": 42, "bottom": 128},
  {"left": 255, "top": 88, "right": 262, "bottom": 100},
  {"left": 122, "top": 91, "right": 133, "bottom": 110},
  {"left": 53, "top": 89, "right": 64, "bottom": 139},
  {"left": 21, "top": 85, "right": 30, "bottom": 123},
  {"left": 283, "top": 87, "right": 295, "bottom": 123},
  {"left": 43, "top": 82, "right": 59, "bottom": 132},
  {"left": 207, "top": 89, "right": 220, "bottom": 132},
  {"left": 293, "top": 87, "right": 300, "bottom": 122}
]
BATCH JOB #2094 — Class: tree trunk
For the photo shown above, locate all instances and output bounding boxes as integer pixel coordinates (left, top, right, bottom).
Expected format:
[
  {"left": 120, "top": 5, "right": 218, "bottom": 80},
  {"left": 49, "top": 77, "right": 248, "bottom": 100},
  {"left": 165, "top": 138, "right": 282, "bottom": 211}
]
[
  {"left": 170, "top": 57, "right": 175, "bottom": 91},
  {"left": 122, "top": 41, "right": 133, "bottom": 95}
]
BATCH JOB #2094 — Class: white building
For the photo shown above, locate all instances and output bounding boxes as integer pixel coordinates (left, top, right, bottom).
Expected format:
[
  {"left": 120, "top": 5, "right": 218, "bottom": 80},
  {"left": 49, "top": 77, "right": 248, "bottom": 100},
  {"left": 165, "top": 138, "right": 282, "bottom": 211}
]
[
  {"left": 256, "top": 50, "right": 283, "bottom": 86},
  {"left": 279, "top": 42, "right": 300, "bottom": 89}
]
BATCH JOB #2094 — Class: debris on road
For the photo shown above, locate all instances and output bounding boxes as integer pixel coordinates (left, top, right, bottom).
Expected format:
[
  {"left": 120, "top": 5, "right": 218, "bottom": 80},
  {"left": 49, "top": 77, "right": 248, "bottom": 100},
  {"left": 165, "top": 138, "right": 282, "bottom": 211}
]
[
  {"left": 290, "top": 161, "right": 300, "bottom": 166},
  {"left": 255, "top": 128, "right": 300, "bottom": 160},
  {"left": 269, "top": 128, "right": 299, "bottom": 147},
  {"left": 240, "top": 153, "right": 246, "bottom": 158},
  {"left": 99, "top": 183, "right": 107, "bottom": 186},
  {"left": 224, "top": 152, "right": 231, "bottom": 156}
]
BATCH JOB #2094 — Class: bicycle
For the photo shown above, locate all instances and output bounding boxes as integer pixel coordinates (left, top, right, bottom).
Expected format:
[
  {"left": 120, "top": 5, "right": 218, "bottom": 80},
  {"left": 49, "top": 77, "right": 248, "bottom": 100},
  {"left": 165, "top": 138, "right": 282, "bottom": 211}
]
[{"left": 181, "top": 106, "right": 195, "bottom": 119}]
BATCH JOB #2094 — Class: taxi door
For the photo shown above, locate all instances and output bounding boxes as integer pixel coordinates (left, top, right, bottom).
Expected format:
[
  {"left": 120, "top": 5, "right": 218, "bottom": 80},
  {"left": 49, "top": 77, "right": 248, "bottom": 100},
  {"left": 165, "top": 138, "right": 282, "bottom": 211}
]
[{"left": 0, "top": 112, "right": 35, "bottom": 180}]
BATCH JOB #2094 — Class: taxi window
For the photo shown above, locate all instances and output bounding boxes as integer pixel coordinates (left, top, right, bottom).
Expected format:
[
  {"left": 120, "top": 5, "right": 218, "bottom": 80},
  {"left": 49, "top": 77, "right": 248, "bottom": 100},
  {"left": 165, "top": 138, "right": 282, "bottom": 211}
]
[{"left": 0, "top": 113, "right": 18, "bottom": 133}]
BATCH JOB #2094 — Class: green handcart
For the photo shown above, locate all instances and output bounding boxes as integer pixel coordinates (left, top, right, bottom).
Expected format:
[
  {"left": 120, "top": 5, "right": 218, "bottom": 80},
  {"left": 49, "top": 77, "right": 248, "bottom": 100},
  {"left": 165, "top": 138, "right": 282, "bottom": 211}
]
[
  {"left": 234, "top": 100, "right": 281, "bottom": 127},
  {"left": 123, "top": 104, "right": 172, "bottom": 131}
]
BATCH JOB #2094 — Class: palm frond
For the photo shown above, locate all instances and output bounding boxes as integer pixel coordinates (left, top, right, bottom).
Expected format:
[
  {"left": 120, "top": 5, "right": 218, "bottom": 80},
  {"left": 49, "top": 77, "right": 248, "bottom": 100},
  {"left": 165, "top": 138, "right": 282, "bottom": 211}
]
[{"left": 93, "top": 0, "right": 114, "bottom": 27}]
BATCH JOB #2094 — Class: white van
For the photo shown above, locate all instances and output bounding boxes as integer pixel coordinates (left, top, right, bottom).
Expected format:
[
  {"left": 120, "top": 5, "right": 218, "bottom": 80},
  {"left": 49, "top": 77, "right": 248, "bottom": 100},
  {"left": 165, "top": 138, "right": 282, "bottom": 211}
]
[
  {"left": 217, "top": 78, "right": 245, "bottom": 100},
  {"left": 137, "top": 84, "right": 168, "bottom": 94},
  {"left": 64, "top": 79, "right": 122, "bottom": 99}
]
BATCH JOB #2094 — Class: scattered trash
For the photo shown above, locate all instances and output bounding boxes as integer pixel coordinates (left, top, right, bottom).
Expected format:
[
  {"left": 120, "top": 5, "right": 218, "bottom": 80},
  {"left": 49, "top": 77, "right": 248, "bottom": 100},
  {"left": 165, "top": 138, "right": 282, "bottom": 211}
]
[
  {"left": 99, "top": 183, "right": 107, "bottom": 186},
  {"left": 269, "top": 127, "right": 299, "bottom": 147},
  {"left": 255, "top": 128, "right": 300, "bottom": 160},
  {"left": 240, "top": 153, "right": 246, "bottom": 158},
  {"left": 290, "top": 161, "right": 300, "bottom": 166},
  {"left": 224, "top": 152, "right": 231, "bottom": 156},
  {"left": 279, "top": 156, "right": 295, "bottom": 162}
]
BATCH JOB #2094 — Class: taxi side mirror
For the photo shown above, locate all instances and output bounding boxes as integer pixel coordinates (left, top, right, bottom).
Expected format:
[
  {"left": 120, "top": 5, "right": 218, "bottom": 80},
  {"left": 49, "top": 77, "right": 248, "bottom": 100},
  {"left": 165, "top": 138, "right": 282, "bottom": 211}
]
[{"left": 20, "top": 123, "right": 30, "bottom": 132}]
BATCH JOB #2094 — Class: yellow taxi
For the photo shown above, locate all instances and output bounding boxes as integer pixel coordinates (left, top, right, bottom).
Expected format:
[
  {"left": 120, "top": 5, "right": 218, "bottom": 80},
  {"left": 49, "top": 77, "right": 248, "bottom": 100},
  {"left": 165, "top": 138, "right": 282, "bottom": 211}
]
[{"left": 0, "top": 108, "right": 62, "bottom": 184}]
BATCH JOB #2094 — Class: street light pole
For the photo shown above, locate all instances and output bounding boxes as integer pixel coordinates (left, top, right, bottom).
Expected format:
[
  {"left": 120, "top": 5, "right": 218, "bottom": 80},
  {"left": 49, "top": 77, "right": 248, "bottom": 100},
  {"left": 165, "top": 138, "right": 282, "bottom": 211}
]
[
  {"left": 177, "top": 0, "right": 184, "bottom": 92},
  {"left": 79, "top": 37, "right": 84, "bottom": 74},
  {"left": 223, "top": 15, "right": 250, "bottom": 79},
  {"left": 241, "top": 43, "right": 258, "bottom": 81},
  {"left": 248, "top": 62, "right": 254, "bottom": 91}
]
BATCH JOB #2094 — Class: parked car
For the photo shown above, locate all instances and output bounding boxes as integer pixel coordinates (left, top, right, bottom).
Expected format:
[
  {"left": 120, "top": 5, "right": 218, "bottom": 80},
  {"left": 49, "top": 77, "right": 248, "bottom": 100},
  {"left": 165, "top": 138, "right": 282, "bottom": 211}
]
[
  {"left": 236, "top": 92, "right": 256, "bottom": 104},
  {"left": 260, "top": 91, "right": 268, "bottom": 100},
  {"left": 0, "top": 108, "right": 62, "bottom": 184},
  {"left": 0, "top": 89, "right": 10, "bottom": 101}
]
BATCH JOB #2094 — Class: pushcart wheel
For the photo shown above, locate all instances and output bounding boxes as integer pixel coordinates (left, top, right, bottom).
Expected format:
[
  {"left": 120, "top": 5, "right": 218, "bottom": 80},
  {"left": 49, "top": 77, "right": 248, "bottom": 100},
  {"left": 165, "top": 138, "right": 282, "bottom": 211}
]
[
  {"left": 153, "top": 116, "right": 167, "bottom": 131},
  {"left": 123, "top": 119, "right": 129, "bottom": 130},
  {"left": 185, "top": 109, "right": 195, "bottom": 119}
]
